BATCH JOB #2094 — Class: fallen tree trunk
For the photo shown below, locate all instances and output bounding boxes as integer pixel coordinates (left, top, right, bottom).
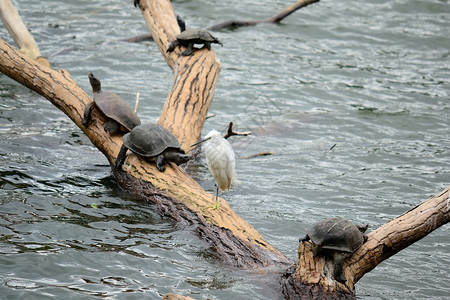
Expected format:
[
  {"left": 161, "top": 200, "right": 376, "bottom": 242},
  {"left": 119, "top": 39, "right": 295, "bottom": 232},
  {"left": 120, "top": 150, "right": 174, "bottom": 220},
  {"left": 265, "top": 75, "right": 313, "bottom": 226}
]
[
  {"left": 1, "top": 0, "right": 449, "bottom": 298},
  {"left": 282, "top": 185, "right": 450, "bottom": 299},
  {"left": 0, "top": 0, "right": 290, "bottom": 268},
  {"left": 0, "top": 0, "right": 50, "bottom": 67}
]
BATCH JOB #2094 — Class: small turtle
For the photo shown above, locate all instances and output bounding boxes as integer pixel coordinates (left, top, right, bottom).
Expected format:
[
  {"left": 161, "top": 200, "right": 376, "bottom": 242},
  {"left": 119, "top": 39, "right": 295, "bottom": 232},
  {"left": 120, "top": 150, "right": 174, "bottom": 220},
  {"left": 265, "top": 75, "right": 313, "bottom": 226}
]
[
  {"left": 115, "top": 123, "right": 190, "bottom": 172},
  {"left": 300, "top": 217, "right": 368, "bottom": 283},
  {"left": 167, "top": 28, "right": 223, "bottom": 56},
  {"left": 82, "top": 73, "right": 141, "bottom": 134}
]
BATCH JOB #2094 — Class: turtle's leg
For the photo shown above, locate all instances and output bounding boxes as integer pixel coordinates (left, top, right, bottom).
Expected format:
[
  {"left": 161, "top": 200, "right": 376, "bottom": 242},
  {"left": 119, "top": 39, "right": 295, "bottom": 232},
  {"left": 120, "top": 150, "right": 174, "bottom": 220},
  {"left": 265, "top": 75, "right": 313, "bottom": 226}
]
[
  {"left": 204, "top": 42, "right": 211, "bottom": 51},
  {"left": 166, "top": 40, "right": 180, "bottom": 53},
  {"left": 104, "top": 120, "right": 120, "bottom": 135},
  {"left": 115, "top": 144, "right": 129, "bottom": 170},
  {"left": 313, "top": 245, "right": 321, "bottom": 257},
  {"left": 181, "top": 42, "right": 194, "bottom": 56},
  {"left": 156, "top": 155, "right": 167, "bottom": 172},
  {"left": 333, "top": 252, "right": 347, "bottom": 283},
  {"left": 81, "top": 102, "right": 94, "bottom": 127}
]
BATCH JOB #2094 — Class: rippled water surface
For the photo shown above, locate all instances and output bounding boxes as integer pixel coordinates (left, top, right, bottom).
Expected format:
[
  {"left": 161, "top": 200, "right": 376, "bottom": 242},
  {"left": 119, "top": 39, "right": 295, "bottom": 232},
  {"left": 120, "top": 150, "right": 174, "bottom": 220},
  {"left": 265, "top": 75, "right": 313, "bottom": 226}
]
[{"left": 1, "top": 0, "right": 449, "bottom": 299}]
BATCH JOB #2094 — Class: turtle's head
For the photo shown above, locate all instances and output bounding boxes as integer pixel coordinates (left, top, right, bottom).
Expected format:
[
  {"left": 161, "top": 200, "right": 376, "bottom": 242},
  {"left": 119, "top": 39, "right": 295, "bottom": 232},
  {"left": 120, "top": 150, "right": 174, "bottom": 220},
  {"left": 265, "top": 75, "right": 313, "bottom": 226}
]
[
  {"left": 88, "top": 72, "right": 101, "bottom": 93},
  {"left": 215, "top": 38, "right": 223, "bottom": 47},
  {"left": 165, "top": 151, "right": 191, "bottom": 166}
]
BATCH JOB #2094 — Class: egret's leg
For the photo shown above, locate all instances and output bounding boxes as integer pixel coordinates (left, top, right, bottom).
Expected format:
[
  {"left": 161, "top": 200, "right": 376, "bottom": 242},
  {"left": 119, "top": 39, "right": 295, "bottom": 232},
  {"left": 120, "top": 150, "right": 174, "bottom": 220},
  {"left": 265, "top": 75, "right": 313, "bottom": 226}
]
[{"left": 211, "top": 186, "right": 220, "bottom": 210}]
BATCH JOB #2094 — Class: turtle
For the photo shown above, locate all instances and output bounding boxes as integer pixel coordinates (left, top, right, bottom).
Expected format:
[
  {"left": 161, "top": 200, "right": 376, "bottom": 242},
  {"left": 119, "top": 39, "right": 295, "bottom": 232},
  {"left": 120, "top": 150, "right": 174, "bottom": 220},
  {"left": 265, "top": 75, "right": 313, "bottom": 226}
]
[
  {"left": 115, "top": 123, "right": 191, "bottom": 172},
  {"left": 166, "top": 28, "right": 223, "bottom": 56},
  {"left": 81, "top": 72, "right": 141, "bottom": 135},
  {"left": 300, "top": 217, "right": 368, "bottom": 283}
]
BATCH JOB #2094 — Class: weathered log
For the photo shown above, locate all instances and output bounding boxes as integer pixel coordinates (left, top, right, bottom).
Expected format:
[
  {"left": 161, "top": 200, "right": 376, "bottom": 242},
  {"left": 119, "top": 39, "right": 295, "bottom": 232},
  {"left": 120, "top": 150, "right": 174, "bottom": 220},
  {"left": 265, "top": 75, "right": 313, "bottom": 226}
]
[
  {"left": 281, "top": 185, "right": 450, "bottom": 299},
  {"left": 1, "top": 0, "right": 448, "bottom": 298},
  {"left": 0, "top": 0, "right": 290, "bottom": 268},
  {"left": 0, "top": 0, "right": 50, "bottom": 67}
]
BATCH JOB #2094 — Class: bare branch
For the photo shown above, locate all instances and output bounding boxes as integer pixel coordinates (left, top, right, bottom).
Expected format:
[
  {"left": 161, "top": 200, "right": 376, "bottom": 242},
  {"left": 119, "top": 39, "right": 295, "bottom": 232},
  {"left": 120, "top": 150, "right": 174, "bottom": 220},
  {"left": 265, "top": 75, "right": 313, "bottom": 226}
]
[{"left": 0, "top": 0, "right": 50, "bottom": 67}]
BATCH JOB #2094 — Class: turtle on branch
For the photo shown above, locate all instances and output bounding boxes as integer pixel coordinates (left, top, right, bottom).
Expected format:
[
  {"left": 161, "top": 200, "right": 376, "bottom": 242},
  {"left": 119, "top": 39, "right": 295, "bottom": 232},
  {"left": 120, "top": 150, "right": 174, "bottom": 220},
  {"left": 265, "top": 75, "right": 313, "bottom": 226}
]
[
  {"left": 115, "top": 123, "right": 191, "bottom": 172},
  {"left": 82, "top": 72, "right": 140, "bottom": 134},
  {"left": 167, "top": 28, "right": 222, "bottom": 56},
  {"left": 0, "top": 0, "right": 449, "bottom": 298}
]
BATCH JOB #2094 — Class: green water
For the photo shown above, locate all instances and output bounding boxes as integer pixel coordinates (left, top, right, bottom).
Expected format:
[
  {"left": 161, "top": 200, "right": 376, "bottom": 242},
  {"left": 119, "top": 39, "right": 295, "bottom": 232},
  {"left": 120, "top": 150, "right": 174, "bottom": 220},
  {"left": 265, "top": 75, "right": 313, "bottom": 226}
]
[{"left": 1, "top": 0, "right": 449, "bottom": 299}]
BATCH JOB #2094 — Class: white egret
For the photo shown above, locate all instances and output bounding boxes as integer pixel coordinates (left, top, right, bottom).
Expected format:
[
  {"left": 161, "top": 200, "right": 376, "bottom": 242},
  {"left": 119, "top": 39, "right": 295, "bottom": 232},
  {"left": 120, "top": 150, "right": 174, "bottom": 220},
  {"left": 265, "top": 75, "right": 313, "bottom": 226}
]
[{"left": 192, "top": 130, "right": 238, "bottom": 209}]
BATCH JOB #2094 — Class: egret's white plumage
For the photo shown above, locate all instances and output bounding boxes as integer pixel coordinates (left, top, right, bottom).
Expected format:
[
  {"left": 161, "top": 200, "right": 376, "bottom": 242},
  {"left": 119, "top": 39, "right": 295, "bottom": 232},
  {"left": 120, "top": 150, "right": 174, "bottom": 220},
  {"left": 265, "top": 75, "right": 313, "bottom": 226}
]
[
  {"left": 203, "top": 130, "right": 238, "bottom": 192},
  {"left": 194, "top": 130, "right": 238, "bottom": 208}
]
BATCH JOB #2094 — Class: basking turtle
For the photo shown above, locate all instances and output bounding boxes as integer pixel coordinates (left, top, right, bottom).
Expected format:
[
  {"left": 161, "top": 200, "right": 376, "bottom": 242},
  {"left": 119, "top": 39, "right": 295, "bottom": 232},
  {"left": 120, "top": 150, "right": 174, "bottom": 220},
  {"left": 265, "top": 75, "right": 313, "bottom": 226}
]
[
  {"left": 166, "top": 28, "right": 223, "bottom": 56},
  {"left": 82, "top": 72, "right": 141, "bottom": 135},
  {"left": 115, "top": 123, "right": 190, "bottom": 172},
  {"left": 300, "top": 217, "right": 368, "bottom": 283}
]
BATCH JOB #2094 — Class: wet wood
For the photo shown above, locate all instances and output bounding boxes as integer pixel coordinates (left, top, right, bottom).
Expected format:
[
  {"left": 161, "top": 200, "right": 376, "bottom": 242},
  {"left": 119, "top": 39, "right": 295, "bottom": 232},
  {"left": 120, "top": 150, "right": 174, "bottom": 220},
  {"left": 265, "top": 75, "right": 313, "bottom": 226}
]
[
  {"left": 162, "top": 293, "right": 196, "bottom": 300},
  {"left": 223, "top": 122, "right": 252, "bottom": 139},
  {"left": 0, "top": 0, "right": 50, "bottom": 67},
  {"left": 1, "top": 0, "right": 449, "bottom": 297},
  {"left": 282, "top": 185, "right": 450, "bottom": 299},
  {"left": 207, "top": 0, "right": 320, "bottom": 31},
  {"left": 0, "top": 38, "right": 117, "bottom": 163},
  {"left": 137, "top": 0, "right": 220, "bottom": 149},
  {"left": 126, "top": 0, "right": 320, "bottom": 43},
  {"left": 0, "top": 0, "right": 290, "bottom": 268}
]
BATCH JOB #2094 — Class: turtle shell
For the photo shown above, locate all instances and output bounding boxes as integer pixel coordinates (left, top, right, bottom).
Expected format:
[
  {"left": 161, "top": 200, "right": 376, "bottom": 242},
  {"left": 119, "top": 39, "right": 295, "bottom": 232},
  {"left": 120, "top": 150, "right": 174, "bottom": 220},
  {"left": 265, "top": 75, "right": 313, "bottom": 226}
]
[
  {"left": 176, "top": 28, "right": 217, "bottom": 42},
  {"left": 306, "top": 217, "right": 366, "bottom": 253},
  {"left": 123, "top": 123, "right": 183, "bottom": 157},
  {"left": 88, "top": 73, "right": 141, "bottom": 132},
  {"left": 94, "top": 91, "right": 141, "bottom": 131}
]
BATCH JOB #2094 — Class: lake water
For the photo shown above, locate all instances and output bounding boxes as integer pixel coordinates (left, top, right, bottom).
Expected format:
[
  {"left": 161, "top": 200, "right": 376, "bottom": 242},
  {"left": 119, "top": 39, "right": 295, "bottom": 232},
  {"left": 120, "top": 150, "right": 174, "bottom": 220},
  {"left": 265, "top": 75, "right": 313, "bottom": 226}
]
[{"left": 1, "top": 0, "right": 449, "bottom": 299}]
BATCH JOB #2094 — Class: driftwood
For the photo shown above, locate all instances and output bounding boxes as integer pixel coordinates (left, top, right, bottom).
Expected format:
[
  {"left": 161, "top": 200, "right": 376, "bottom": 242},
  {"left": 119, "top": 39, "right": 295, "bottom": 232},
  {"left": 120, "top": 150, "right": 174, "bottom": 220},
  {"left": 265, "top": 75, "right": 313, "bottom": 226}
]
[
  {"left": 0, "top": 0, "right": 50, "bottom": 67},
  {"left": 207, "top": 0, "right": 320, "bottom": 31},
  {"left": 282, "top": 185, "right": 450, "bottom": 299},
  {"left": 125, "top": 0, "right": 320, "bottom": 43},
  {"left": 0, "top": 0, "right": 449, "bottom": 298},
  {"left": 223, "top": 122, "right": 252, "bottom": 139},
  {"left": 0, "top": 0, "right": 290, "bottom": 269}
]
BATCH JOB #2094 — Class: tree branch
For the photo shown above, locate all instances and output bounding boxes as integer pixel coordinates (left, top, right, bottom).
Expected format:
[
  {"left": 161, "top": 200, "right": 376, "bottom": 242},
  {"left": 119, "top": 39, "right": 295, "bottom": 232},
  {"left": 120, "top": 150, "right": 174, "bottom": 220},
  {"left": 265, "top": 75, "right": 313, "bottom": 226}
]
[
  {"left": 206, "top": 0, "right": 320, "bottom": 31},
  {"left": 124, "top": 0, "right": 320, "bottom": 43},
  {"left": 282, "top": 185, "right": 450, "bottom": 298},
  {"left": 0, "top": 0, "right": 50, "bottom": 67},
  {"left": 0, "top": 0, "right": 290, "bottom": 269},
  {"left": 349, "top": 184, "right": 450, "bottom": 285}
]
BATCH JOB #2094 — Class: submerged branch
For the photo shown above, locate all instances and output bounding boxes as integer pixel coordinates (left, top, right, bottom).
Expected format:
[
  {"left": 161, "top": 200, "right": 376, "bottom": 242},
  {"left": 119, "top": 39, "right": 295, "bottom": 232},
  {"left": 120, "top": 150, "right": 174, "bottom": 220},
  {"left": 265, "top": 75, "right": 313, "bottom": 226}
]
[
  {"left": 124, "top": 0, "right": 320, "bottom": 43},
  {"left": 206, "top": 0, "right": 320, "bottom": 31},
  {"left": 224, "top": 122, "right": 252, "bottom": 139}
]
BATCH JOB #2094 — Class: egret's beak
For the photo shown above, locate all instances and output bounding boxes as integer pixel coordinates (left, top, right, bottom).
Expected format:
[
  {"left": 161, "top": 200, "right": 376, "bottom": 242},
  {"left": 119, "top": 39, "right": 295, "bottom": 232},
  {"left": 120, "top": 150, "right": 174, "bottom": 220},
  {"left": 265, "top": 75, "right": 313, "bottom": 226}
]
[{"left": 191, "top": 137, "right": 211, "bottom": 148}]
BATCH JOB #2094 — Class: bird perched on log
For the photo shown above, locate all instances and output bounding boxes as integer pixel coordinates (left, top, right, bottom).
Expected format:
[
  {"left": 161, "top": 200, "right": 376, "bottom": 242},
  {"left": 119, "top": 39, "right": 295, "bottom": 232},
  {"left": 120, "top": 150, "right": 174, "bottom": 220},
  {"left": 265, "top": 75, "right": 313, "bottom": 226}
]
[{"left": 192, "top": 130, "right": 238, "bottom": 209}]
